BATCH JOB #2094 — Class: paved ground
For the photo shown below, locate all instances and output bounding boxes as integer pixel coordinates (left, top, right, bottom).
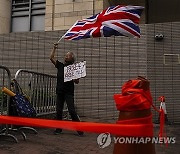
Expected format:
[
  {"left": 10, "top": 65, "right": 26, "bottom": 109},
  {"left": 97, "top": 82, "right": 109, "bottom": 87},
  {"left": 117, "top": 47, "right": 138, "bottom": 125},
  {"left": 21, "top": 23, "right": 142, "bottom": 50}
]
[{"left": 0, "top": 118, "right": 179, "bottom": 154}]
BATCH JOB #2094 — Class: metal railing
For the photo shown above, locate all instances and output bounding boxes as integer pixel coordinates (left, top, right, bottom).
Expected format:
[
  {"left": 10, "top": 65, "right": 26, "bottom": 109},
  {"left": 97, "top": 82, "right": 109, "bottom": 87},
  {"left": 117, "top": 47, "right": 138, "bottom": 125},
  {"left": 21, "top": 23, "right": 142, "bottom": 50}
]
[
  {"left": 0, "top": 65, "right": 11, "bottom": 115},
  {"left": 0, "top": 65, "right": 19, "bottom": 142},
  {"left": 15, "top": 69, "right": 57, "bottom": 116},
  {"left": 15, "top": 69, "right": 70, "bottom": 119},
  {"left": 0, "top": 68, "right": 69, "bottom": 143}
]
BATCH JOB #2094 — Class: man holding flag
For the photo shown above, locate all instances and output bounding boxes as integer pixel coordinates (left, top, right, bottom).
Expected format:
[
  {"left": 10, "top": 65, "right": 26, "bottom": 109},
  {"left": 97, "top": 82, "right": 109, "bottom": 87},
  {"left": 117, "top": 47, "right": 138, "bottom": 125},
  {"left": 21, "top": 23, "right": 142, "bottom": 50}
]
[
  {"left": 53, "top": 4, "right": 144, "bottom": 137},
  {"left": 50, "top": 43, "right": 84, "bottom": 136}
]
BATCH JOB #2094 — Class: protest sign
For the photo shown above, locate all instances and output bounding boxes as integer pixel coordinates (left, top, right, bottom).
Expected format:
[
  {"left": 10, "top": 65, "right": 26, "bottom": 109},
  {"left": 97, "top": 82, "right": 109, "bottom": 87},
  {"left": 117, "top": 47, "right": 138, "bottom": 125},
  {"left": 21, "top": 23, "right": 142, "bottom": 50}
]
[{"left": 64, "top": 61, "right": 86, "bottom": 82}]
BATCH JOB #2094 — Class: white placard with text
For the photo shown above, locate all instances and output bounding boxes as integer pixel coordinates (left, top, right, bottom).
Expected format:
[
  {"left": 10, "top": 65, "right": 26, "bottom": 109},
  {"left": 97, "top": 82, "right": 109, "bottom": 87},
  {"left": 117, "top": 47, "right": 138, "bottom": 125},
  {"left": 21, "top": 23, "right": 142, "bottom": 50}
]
[{"left": 64, "top": 61, "right": 86, "bottom": 82}]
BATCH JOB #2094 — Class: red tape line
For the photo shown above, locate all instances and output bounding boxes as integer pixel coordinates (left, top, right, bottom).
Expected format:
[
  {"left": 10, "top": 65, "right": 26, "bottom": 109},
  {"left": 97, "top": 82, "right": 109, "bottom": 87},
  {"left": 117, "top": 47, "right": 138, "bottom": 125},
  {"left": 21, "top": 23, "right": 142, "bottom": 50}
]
[{"left": 0, "top": 115, "right": 153, "bottom": 137}]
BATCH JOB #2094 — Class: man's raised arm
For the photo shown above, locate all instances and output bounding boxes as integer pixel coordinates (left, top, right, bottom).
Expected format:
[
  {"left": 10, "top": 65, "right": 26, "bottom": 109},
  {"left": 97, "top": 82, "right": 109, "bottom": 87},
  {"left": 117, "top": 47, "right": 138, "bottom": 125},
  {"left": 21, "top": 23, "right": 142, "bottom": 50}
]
[{"left": 50, "top": 43, "right": 58, "bottom": 65}]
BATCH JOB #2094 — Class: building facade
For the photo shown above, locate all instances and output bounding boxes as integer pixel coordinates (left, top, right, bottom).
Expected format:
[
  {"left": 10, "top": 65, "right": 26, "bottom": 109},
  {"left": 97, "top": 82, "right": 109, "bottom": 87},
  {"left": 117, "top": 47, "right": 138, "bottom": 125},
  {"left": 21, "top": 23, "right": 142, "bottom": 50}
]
[
  {"left": 1, "top": 0, "right": 180, "bottom": 33},
  {"left": 0, "top": 0, "right": 11, "bottom": 34},
  {"left": 45, "top": 0, "right": 103, "bottom": 31}
]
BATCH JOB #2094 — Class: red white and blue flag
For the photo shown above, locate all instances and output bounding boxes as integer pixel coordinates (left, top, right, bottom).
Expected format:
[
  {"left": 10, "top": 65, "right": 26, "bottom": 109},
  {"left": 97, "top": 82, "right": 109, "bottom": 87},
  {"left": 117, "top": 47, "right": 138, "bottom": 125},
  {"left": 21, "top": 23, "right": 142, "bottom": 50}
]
[{"left": 61, "top": 5, "right": 144, "bottom": 41}]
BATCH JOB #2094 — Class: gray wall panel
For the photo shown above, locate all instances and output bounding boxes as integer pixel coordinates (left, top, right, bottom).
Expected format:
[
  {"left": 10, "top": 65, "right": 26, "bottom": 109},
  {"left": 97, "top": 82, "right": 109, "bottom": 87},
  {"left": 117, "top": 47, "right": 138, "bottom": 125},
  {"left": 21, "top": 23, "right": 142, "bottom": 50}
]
[
  {"left": 147, "top": 22, "right": 180, "bottom": 123},
  {"left": 1, "top": 22, "right": 179, "bottom": 122}
]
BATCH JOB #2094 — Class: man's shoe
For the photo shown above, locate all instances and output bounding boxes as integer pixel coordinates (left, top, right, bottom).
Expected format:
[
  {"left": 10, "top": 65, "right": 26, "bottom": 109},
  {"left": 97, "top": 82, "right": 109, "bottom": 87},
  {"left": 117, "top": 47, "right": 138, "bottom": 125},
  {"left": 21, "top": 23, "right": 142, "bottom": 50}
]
[
  {"left": 77, "top": 131, "right": 84, "bottom": 137},
  {"left": 54, "top": 129, "right": 62, "bottom": 135}
]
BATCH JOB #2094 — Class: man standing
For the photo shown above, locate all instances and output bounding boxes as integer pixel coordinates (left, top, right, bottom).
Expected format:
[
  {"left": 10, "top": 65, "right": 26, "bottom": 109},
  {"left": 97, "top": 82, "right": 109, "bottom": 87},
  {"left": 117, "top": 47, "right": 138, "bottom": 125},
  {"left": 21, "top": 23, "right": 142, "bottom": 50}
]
[{"left": 50, "top": 43, "right": 84, "bottom": 136}]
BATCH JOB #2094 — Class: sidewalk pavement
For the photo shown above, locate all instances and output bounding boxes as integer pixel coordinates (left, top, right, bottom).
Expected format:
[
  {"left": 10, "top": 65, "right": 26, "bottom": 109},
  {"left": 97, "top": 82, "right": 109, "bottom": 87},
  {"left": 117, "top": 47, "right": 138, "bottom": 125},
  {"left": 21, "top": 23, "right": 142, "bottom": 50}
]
[{"left": 0, "top": 118, "right": 179, "bottom": 154}]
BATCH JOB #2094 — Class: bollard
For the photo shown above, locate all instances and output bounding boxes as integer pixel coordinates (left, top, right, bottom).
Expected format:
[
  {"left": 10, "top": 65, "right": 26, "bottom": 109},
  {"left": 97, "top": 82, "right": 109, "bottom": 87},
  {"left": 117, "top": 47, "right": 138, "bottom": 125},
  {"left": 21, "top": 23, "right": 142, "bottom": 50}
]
[{"left": 113, "top": 76, "right": 156, "bottom": 154}]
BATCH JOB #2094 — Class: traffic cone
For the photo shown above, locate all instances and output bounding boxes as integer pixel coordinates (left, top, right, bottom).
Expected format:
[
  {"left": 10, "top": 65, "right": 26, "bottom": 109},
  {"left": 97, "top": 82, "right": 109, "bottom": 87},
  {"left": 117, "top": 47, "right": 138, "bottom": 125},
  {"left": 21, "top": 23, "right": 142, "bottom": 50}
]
[{"left": 157, "top": 96, "right": 172, "bottom": 125}]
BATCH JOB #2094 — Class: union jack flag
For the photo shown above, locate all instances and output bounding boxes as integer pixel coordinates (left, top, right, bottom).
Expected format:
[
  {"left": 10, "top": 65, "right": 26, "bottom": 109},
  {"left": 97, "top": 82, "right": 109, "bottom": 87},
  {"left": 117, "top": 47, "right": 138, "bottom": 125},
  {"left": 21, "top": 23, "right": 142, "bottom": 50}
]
[{"left": 61, "top": 5, "right": 144, "bottom": 41}]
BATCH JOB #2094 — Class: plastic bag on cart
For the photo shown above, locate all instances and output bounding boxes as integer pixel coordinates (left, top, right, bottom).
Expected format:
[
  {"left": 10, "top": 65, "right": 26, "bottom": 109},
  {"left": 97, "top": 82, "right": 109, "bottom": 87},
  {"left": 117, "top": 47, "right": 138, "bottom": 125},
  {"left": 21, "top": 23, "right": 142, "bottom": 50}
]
[{"left": 9, "top": 79, "right": 36, "bottom": 117}]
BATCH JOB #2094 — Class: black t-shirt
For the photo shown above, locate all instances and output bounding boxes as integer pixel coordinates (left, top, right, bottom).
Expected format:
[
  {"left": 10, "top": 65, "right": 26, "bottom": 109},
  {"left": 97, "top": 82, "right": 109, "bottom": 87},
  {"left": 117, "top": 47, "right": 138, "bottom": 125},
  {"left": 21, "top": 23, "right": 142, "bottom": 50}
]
[{"left": 55, "top": 60, "right": 74, "bottom": 95}]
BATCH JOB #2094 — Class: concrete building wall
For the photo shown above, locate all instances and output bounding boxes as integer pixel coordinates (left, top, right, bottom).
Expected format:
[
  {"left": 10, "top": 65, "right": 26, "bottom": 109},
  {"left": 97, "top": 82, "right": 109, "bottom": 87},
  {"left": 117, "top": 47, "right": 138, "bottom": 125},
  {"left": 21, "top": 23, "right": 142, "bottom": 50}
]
[
  {"left": 45, "top": 0, "right": 103, "bottom": 31},
  {"left": 146, "top": 22, "right": 180, "bottom": 123},
  {"left": 104, "top": 0, "right": 146, "bottom": 23},
  {"left": 147, "top": 0, "right": 180, "bottom": 23},
  {"left": 105, "top": 0, "right": 180, "bottom": 24},
  {"left": 0, "top": 22, "right": 180, "bottom": 122},
  {"left": 0, "top": 25, "right": 147, "bottom": 120},
  {"left": 0, "top": 0, "right": 11, "bottom": 34}
]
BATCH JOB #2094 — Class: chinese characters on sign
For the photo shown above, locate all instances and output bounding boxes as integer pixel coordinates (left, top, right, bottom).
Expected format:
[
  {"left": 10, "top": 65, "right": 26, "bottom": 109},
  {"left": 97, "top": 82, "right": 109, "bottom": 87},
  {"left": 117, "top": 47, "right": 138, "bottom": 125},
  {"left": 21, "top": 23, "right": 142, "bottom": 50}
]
[{"left": 64, "top": 61, "right": 86, "bottom": 82}]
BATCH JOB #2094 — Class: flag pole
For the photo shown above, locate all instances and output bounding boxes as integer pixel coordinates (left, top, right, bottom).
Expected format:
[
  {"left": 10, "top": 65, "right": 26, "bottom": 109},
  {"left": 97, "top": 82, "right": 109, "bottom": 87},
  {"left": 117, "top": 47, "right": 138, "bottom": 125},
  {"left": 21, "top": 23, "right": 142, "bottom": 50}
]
[
  {"left": 57, "top": 20, "right": 78, "bottom": 43},
  {"left": 57, "top": 36, "right": 63, "bottom": 44},
  {"left": 57, "top": 34, "right": 65, "bottom": 44}
]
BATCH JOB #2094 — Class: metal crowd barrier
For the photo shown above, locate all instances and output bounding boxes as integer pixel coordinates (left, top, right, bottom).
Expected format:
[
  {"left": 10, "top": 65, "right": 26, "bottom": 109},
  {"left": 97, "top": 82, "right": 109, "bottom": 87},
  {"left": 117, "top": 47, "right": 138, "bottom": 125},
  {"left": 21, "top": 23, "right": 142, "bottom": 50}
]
[
  {"left": 15, "top": 69, "right": 57, "bottom": 116},
  {"left": 0, "top": 65, "right": 20, "bottom": 142},
  {"left": 0, "top": 68, "right": 69, "bottom": 143},
  {"left": 15, "top": 69, "right": 69, "bottom": 119}
]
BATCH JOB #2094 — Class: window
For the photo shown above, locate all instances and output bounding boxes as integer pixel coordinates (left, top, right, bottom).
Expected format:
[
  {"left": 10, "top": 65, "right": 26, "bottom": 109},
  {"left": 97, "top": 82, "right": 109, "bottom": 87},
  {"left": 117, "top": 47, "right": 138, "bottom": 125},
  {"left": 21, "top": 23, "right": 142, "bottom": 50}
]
[{"left": 11, "top": 0, "right": 46, "bottom": 32}]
